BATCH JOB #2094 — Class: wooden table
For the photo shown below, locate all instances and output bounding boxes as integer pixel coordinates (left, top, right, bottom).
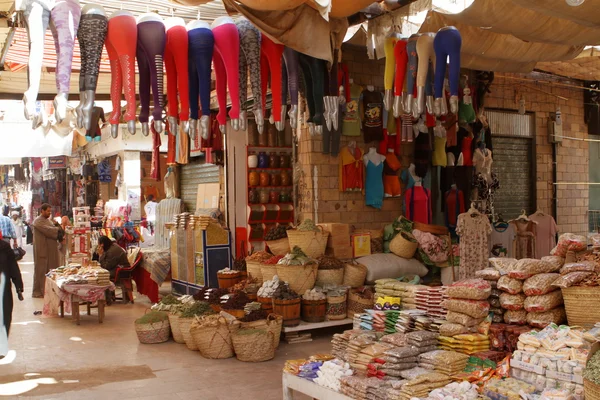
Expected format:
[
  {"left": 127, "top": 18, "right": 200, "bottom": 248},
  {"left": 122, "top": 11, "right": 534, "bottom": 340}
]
[
  {"left": 44, "top": 278, "right": 114, "bottom": 324},
  {"left": 59, "top": 294, "right": 106, "bottom": 325}
]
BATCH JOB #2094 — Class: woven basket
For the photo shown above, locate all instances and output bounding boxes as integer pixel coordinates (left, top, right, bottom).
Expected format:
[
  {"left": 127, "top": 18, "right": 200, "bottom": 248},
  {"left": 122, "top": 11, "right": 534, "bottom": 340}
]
[
  {"left": 412, "top": 222, "right": 449, "bottom": 235},
  {"left": 342, "top": 262, "right": 368, "bottom": 288},
  {"left": 135, "top": 318, "right": 171, "bottom": 344},
  {"left": 190, "top": 315, "right": 234, "bottom": 359},
  {"left": 266, "top": 238, "right": 290, "bottom": 256},
  {"left": 276, "top": 263, "right": 318, "bottom": 295},
  {"left": 562, "top": 286, "right": 600, "bottom": 329},
  {"left": 246, "top": 261, "right": 264, "bottom": 284},
  {"left": 230, "top": 314, "right": 283, "bottom": 349},
  {"left": 585, "top": 379, "right": 600, "bottom": 400},
  {"left": 260, "top": 264, "right": 278, "bottom": 282},
  {"left": 316, "top": 268, "right": 344, "bottom": 287},
  {"left": 327, "top": 293, "right": 347, "bottom": 320},
  {"left": 287, "top": 228, "right": 329, "bottom": 258},
  {"left": 168, "top": 313, "right": 185, "bottom": 344},
  {"left": 222, "top": 309, "right": 245, "bottom": 319},
  {"left": 347, "top": 290, "right": 374, "bottom": 317},
  {"left": 389, "top": 231, "right": 418, "bottom": 259},
  {"left": 179, "top": 317, "right": 198, "bottom": 350},
  {"left": 232, "top": 329, "right": 275, "bottom": 362}
]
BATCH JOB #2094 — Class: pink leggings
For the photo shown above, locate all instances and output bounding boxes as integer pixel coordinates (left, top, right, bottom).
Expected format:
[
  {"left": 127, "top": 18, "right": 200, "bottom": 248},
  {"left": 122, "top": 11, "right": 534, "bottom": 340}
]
[
  {"left": 165, "top": 25, "right": 190, "bottom": 121},
  {"left": 105, "top": 15, "right": 137, "bottom": 124},
  {"left": 260, "top": 35, "right": 284, "bottom": 122},
  {"left": 213, "top": 23, "right": 240, "bottom": 125}
]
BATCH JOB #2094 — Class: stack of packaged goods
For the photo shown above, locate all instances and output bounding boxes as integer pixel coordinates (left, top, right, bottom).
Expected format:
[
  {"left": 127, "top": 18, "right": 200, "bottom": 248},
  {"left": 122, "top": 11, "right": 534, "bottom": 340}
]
[
  {"left": 406, "top": 331, "right": 439, "bottom": 353},
  {"left": 391, "top": 372, "right": 452, "bottom": 398},
  {"left": 438, "top": 333, "right": 491, "bottom": 355},
  {"left": 353, "top": 341, "right": 397, "bottom": 375},
  {"left": 440, "top": 279, "right": 491, "bottom": 337},
  {"left": 418, "top": 350, "right": 470, "bottom": 376},
  {"left": 477, "top": 268, "right": 504, "bottom": 323},
  {"left": 331, "top": 330, "right": 377, "bottom": 361},
  {"left": 374, "top": 280, "right": 427, "bottom": 310},
  {"left": 340, "top": 376, "right": 390, "bottom": 400},
  {"left": 510, "top": 324, "right": 586, "bottom": 398},
  {"left": 395, "top": 310, "right": 427, "bottom": 333},
  {"left": 384, "top": 311, "right": 401, "bottom": 335},
  {"left": 346, "top": 333, "right": 381, "bottom": 372},
  {"left": 368, "top": 346, "right": 420, "bottom": 379},
  {"left": 416, "top": 286, "right": 448, "bottom": 319}
]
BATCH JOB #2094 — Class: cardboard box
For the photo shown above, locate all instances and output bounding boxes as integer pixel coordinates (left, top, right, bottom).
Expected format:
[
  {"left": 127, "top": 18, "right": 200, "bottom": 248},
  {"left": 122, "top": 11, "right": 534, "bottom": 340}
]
[
  {"left": 196, "top": 183, "right": 221, "bottom": 211},
  {"left": 326, "top": 245, "right": 353, "bottom": 260},
  {"left": 318, "top": 223, "right": 351, "bottom": 238},
  {"left": 352, "top": 233, "right": 371, "bottom": 258}
]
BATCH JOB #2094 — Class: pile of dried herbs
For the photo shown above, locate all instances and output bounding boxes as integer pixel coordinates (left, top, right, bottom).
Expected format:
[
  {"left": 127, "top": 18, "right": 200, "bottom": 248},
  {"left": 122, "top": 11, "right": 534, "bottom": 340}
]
[
  {"left": 222, "top": 291, "right": 251, "bottom": 310},
  {"left": 297, "top": 219, "right": 318, "bottom": 232},
  {"left": 159, "top": 294, "right": 181, "bottom": 305},
  {"left": 241, "top": 309, "right": 269, "bottom": 322},
  {"left": 585, "top": 351, "right": 600, "bottom": 384},
  {"left": 135, "top": 311, "right": 169, "bottom": 324},
  {"left": 316, "top": 255, "right": 344, "bottom": 270},
  {"left": 179, "top": 301, "right": 214, "bottom": 318}
]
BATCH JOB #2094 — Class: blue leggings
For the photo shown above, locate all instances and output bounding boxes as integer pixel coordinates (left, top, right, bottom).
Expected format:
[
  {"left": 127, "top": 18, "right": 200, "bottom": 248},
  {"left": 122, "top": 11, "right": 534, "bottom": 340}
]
[
  {"left": 434, "top": 27, "right": 462, "bottom": 98},
  {"left": 188, "top": 28, "right": 214, "bottom": 119}
]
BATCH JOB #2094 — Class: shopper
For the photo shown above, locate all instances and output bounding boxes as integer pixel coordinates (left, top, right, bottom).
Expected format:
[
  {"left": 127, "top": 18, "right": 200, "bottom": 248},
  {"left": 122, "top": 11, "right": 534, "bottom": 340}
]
[
  {"left": 10, "top": 212, "right": 24, "bottom": 248},
  {"left": 0, "top": 214, "right": 16, "bottom": 247},
  {"left": 32, "top": 204, "right": 61, "bottom": 298},
  {"left": 96, "top": 236, "right": 130, "bottom": 279},
  {"left": 0, "top": 230, "right": 24, "bottom": 358}
]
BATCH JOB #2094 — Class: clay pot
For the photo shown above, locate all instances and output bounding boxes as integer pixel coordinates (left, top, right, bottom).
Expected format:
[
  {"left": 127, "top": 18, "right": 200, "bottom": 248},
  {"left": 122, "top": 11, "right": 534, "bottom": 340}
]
[
  {"left": 280, "top": 153, "right": 290, "bottom": 168},
  {"left": 248, "top": 153, "right": 258, "bottom": 168},
  {"left": 259, "top": 190, "right": 269, "bottom": 204},
  {"left": 267, "top": 125, "right": 277, "bottom": 147},
  {"left": 269, "top": 191, "right": 279, "bottom": 204},
  {"left": 269, "top": 152, "right": 280, "bottom": 168},
  {"left": 249, "top": 171, "right": 260, "bottom": 186},
  {"left": 259, "top": 171, "right": 270, "bottom": 186},
  {"left": 279, "top": 191, "right": 291, "bottom": 203},
  {"left": 271, "top": 173, "right": 282, "bottom": 187},
  {"left": 248, "top": 188, "right": 259, "bottom": 204},
  {"left": 281, "top": 170, "right": 291, "bottom": 186},
  {"left": 258, "top": 152, "right": 269, "bottom": 168}
]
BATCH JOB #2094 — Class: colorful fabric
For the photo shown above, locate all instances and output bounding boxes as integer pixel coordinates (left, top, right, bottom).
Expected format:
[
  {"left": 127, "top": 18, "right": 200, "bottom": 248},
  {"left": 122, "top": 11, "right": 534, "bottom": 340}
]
[{"left": 43, "top": 278, "right": 115, "bottom": 316}]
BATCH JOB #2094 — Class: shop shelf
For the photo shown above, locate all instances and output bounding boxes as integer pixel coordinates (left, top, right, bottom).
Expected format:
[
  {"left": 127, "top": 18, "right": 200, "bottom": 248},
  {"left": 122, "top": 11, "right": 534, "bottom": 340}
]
[
  {"left": 248, "top": 145, "right": 293, "bottom": 149},
  {"left": 248, "top": 185, "right": 293, "bottom": 189},
  {"left": 247, "top": 167, "right": 293, "bottom": 171}
]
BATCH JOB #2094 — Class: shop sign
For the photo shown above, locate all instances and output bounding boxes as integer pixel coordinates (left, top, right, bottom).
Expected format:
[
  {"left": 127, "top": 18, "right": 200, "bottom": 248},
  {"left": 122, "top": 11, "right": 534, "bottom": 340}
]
[{"left": 47, "top": 156, "right": 67, "bottom": 169}]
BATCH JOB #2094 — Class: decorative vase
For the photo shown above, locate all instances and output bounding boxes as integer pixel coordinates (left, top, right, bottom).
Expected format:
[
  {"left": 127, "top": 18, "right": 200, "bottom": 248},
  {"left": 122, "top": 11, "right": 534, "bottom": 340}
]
[
  {"left": 281, "top": 170, "right": 291, "bottom": 186},
  {"left": 258, "top": 152, "right": 269, "bottom": 168},
  {"left": 269, "top": 152, "right": 280, "bottom": 168},
  {"left": 259, "top": 172, "right": 270, "bottom": 187},
  {"left": 269, "top": 191, "right": 279, "bottom": 204},
  {"left": 248, "top": 153, "right": 258, "bottom": 168},
  {"left": 259, "top": 190, "right": 269, "bottom": 204},
  {"left": 280, "top": 152, "right": 290, "bottom": 168},
  {"left": 248, "top": 188, "right": 259, "bottom": 204},
  {"left": 279, "top": 191, "right": 290, "bottom": 203},
  {"left": 271, "top": 173, "right": 282, "bottom": 187},
  {"left": 249, "top": 171, "right": 260, "bottom": 187}
]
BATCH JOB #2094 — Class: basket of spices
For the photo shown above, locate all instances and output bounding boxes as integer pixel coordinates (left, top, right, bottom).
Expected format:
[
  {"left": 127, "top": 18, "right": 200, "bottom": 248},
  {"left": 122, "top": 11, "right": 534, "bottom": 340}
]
[
  {"left": 201, "top": 288, "right": 229, "bottom": 313},
  {"left": 265, "top": 225, "right": 291, "bottom": 256},
  {"left": 245, "top": 251, "right": 273, "bottom": 285},
  {"left": 261, "top": 255, "right": 283, "bottom": 282},
  {"left": 178, "top": 301, "right": 214, "bottom": 350},
  {"left": 134, "top": 311, "right": 171, "bottom": 344},
  {"left": 231, "top": 328, "right": 275, "bottom": 362},
  {"left": 326, "top": 287, "right": 348, "bottom": 320},
  {"left": 286, "top": 219, "right": 329, "bottom": 258},
  {"left": 347, "top": 287, "right": 375, "bottom": 317},
  {"left": 221, "top": 291, "right": 252, "bottom": 319},
  {"left": 217, "top": 268, "right": 241, "bottom": 289},
  {"left": 316, "top": 255, "right": 345, "bottom": 286},
  {"left": 231, "top": 308, "right": 283, "bottom": 349},
  {"left": 342, "top": 261, "right": 368, "bottom": 288},
  {"left": 272, "top": 283, "right": 301, "bottom": 327},
  {"left": 301, "top": 289, "right": 327, "bottom": 323},
  {"left": 276, "top": 247, "right": 318, "bottom": 295},
  {"left": 190, "top": 314, "right": 235, "bottom": 359},
  {"left": 257, "top": 276, "right": 280, "bottom": 312},
  {"left": 584, "top": 346, "right": 600, "bottom": 400}
]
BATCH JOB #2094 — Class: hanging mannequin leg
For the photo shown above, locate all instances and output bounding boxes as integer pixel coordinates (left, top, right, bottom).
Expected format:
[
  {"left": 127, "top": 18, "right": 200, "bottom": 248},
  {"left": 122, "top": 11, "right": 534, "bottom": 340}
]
[
  {"left": 213, "top": 23, "right": 240, "bottom": 130},
  {"left": 281, "top": 61, "right": 288, "bottom": 127},
  {"left": 260, "top": 35, "right": 284, "bottom": 130},
  {"left": 393, "top": 39, "right": 408, "bottom": 118},
  {"left": 283, "top": 47, "right": 299, "bottom": 129},
  {"left": 383, "top": 36, "right": 397, "bottom": 111},
  {"left": 329, "top": 48, "right": 340, "bottom": 131},
  {"left": 404, "top": 35, "right": 418, "bottom": 115},
  {"left": 137, "top": 21, "right": 166, "bottom": 133},
  {"left": 236, "top": 19, "right": 263, "bottom": 132},
  {"left": 50, "top": 0, "right": 80, "bottom": 123},
  {"left": 165, "top": 26, "right": 189, "bottom": 133},
  {"left": 260, "top": 51, "right": 270, "bottom": 118},
  {"left": 213, "top": 50, "right": 228, "bottom": 132},
  {"left": 188, "top": 57, "right": 199, "bottom": 140},
  {"left": 304, "top": 55, "right": 326, "bottom": 133},
  {"left": 105, "top": 38, "right": 122, "bottom": 138},
  {"left": 188, "top": 28, "right": 214, "bottom": 139},
  {"left": 23, "top": 3, "right": 50, "bottom": 127},
  {"left": 434, "top": 28, "right": 462, "bottom": 116},
  {"left": 416, "top": 33, "right": 435, "bottom": 116},
  {"left": 137, "top": 44, "right": 151, "bottom": 136},
  {"left": 298, "top": 53, "right": 316, "bottom": 135},
  {"left": 237, "top": 35, "right": 248, "bottom": 131}
]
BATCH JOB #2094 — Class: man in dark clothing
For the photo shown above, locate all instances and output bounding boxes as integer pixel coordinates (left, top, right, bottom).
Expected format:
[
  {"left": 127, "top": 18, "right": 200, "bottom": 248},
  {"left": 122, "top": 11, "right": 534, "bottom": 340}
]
[
  {"left": 0, "top": 234, "right": 24, "bottom": 357},
  {"left": 96, "top": 236, "right": 130, "bottom": 279}
]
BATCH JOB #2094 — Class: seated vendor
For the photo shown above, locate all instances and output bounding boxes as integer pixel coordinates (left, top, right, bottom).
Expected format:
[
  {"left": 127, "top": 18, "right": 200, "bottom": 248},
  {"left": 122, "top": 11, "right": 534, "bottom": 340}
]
[{"left": 96, "top": 236, "right": 130, "bottom": 279}]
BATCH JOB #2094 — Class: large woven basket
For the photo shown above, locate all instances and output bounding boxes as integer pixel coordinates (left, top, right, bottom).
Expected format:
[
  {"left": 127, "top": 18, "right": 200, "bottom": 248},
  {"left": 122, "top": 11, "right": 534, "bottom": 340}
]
[
  {"left": 190, "top": 315, "right": 234, "bottom": 359},
  {"left": 562, "top": 286, "right": 600, "bottom": 329},
  {"left": 287, "top": 228, "right": 329, "bottom": 258},
  {"left": 585, "top": 379, "right": 600, "bottom": 400},
  {"left": 389, "top": 231, "right": 418, "bottom": 259},
  {"left": 327, "top": 293, "right": 347, "bottom": 320},
  {"left": 260, "top": 264, "right": 278, "bottom": 282},
  {"left": 179, "top": 317, "right": 198, "bottom": 351},
  {"left": 266, "top": 238, "right": 290, "bottom": 256},
  {"left": 135, "top": 317, "right": 171, "bottom": 344},
  {"left": 342, "top": 262, "right": 368, "bottom": 288},
  {"left": 316, "top": 268, "right": 344, "bottom": 287},
  {"left": 168, "top": 313, "right": 185, "bottom": 344},
  {"left": 412, "top": 222, "right": 449, "bottom": 235},
  {"left": 276, "top": 263, "right": 318, "bottom": 295},
  {"left": 347, "top": 290, "right": 374, "bottom": 317},
  {"left": 230, "top": 314, "right": 283, "bottom": 349},
  {"left": 246, "top": 261, "right": 264, "bottom": 284},
  {"left": 232, "top": 329, "right": 275, "bottom": 362}
]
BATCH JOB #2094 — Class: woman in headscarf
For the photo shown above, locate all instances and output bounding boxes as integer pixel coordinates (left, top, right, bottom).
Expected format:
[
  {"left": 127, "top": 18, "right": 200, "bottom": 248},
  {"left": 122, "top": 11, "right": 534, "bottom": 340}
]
[
  {"left": 0, "top": 229, "right": 24, "bottom": 358},
  {"left": 58, "top": 215, "right": 71, "bottom": 267}
]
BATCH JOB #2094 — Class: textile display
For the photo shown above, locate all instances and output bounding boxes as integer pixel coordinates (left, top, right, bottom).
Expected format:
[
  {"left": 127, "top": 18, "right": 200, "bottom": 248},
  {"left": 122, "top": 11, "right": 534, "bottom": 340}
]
[{"left": 137, "top": 20, "right": 166, "bottom": 124}]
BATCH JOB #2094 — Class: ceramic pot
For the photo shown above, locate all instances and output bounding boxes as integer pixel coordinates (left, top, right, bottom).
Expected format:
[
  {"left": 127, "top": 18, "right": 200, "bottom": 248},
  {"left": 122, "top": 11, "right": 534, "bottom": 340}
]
[
  {"left": 281, "top": 169, "right": 291, "bottom": 186},
  {"left": 258, "top": 152, "right": 269, "bottom": 168},
  {"left": 248, "top": 171, "right": 260, "bottom": 187},
  {"left": 280, "top": 152, "right": 290, "bottom": 168},
  {"left": 267, "top": 124, "right": 277, "bottom": 147},
  {"left": 269, "top": 152, "right": 280, "bottom": 168},
  {"left": 269, "top": 191, "right": 279, "bottom": 204},
  {"left": 248, "top": 188, "right": 259, "bottom": 204},
  {"left": 259, "top": 172, "right": 270, "bottom": 186},
  {"left": 248, "top": 153, "right": 258, "bottom": 168},
  {"left": 279, "top": 191, "right": 290, "bottom": 203},
  {"left": 259, "top": 190, "right": 269, "bottom": 204},
  {"left": 271, "top": 173, "right": 282, "bottom": 186}
]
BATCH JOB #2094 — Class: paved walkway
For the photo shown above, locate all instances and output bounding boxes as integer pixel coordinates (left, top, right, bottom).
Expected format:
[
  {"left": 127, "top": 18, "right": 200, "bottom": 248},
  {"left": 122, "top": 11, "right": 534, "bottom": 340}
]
[{"left": 2, "top": 246, "right": 331, "bottom": 399}]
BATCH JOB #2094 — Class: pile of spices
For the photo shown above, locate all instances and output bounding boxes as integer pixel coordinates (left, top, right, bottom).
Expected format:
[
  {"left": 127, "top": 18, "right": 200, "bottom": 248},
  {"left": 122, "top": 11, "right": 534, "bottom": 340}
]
[
  {"left": 246, "top": 251, "right": 273, "bottom": 263},
  {"left": 585, "top": 351, "right": 600, "bottom": 385},
  {"left": 316, "top": 255, "right": 344, "bottom": 270},
  {"left": 297, "top": 219, "right": 318, "bottom": 232},
  {"left": 179, "top": 301, "right": 214, "bottom": 318},
  {"left": 265, "top": 225, "right": 289, "bottom": 241},
  {"left": 241, "top": 309, "right": 269, "bottom": 322},
  {"left": 222, "top": 291, "right": 252, "bottom": 310},
  {"left": 206, "top": 288, "right": 229, "bottom": 304},
  {"left": 264, "top": 255, "right": 284, "bottom": 265},
  {"left": 273, "top": 283, "right": 300, "bottom": 300}
]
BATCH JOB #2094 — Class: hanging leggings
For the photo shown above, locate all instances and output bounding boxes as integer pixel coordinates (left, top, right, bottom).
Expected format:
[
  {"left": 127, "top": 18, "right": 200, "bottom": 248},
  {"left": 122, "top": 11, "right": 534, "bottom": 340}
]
[
  {"left": 434, "top": 28, "right": 462, "bottom": 98},
  {"left": 50, "top": 0, "right": 80, "bottom": 94},
  {"left": 86, "top": 106, "right": 105, "bottom": 140},
  {"left": 260, "top": 35, "right": 284, "bottom": 121},
  {"left": 281, "top": 61, "right": 288, "bottom": 106},
  {"left": 298, "top": 53, "right": 325, "bottom": 126},
  {"left": 188, "top": 28, "right": 214, "bottom": 120},
  {"left": 137, "top": 21, "right": 166, "bottom": 124},
  {"left": 323, "top": 49, "right": 341, "bottom": 155},
  {"left": 384, "top": 36, "right": 398, "bottom": 92},
  {"left": 394, "top": 39, "right": 408, "bottom": 96},
  {"left": 105, "top": 14, "right": 137, "bottom": 125},
  {"left": 236, "top": 19, "right": 261, "bottom": 112},
  {"left": 212, "top": 23, "right": 240, "bottom": 126},
  {"left": 23, "top": 1, "right": 50, "bottom": 104},
  {"left": 416, "top": 34, "right": 435, "bottom": 94},
  {"left": 404, "top": 35, "right": 419, "bottom": 96},
  {"left": 283, "top": 47, "right": 299, "bottom": 106},
  {"left": 164, "top": 25, "right": 189, "bottom": 122},
  {"left": 78, "top": 14, "right": 108, "bottom": 92}
]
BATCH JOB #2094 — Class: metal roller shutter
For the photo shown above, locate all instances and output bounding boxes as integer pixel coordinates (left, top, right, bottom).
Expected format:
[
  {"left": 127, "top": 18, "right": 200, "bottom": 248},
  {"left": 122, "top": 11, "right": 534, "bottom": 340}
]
[
  {"left": 486, "top": 110, "right": 535, "bottom": 220},
  {"left": 180, "top": 160, "right": 220, "bottom": 212}
]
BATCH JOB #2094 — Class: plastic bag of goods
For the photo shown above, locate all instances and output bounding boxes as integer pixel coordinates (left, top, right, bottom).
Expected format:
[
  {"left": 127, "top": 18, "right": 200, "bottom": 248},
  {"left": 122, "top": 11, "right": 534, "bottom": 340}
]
[
  {"left": 551, "top": 233, "right": 587, "bottom": 257},
  {"left": 446, "top": 311, "right": 485, "bottom": 327},
  {"left": 522, "top": 273, "right": 560, "bottom": 296},
  {"left": 489, "top": 258, "right": 517, "bottom": 273},
  {"left": 439, "top": 322, "right": 469, "bottom": 337},
  {"left": 524, "top": 291, "right": 563, "bottom": 313},
  {"left": 475, "top": 269, "right": 501, "bottom": 281},
  {"left": 560, "top": 261, "right": 599, "bottom": 275},
  {"left": 508, "top": 259, "right": 560, "bottom": 280},
  {"left": 446, "top": 279, "right": 491, "bottom": 300},
  {"left": 526, "top": 308, "right": 567, "bottom": 329},
  {"left": 503, "top": 310, "right": 528, "bottom": 325},
  {"left": 552, "top": 271, "right": 595, "bottom": 289},
  {"left": 499, "top": 293, "right": 526, "bottom": 311},
  {"left": 541, "top": 256, "right": 565, "bottom": 270},
  {"left": 497, "top": 276, "right": 523, "bottom": 295},
  {"left": 442, "top": 299, "right": 490, "bottom": 319}
]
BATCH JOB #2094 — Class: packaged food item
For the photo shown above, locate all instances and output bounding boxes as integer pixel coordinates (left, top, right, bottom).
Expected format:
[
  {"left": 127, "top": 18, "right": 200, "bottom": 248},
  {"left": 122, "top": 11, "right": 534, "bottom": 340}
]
[
  {"left": 553, "top": 271, "right": 595, "bottom": 289},
  {"left": 476, "top": 269, "right": 501, "bottom": 281},
  {"left": 489, "top": 258, "right": 517, "bottom": 273},
  {"left": 497, "top": 276, "right": 523, "bottom": 294},
  {"left": 508, "top": 259, "right": 559, "bottom": 279},
  {"left": 489, "top": 324, "right": 508, "bottom": 350},
  {"left": 526, "top": 308, "right": 567, "bottom": 328},
  {"left": 522, "top": 273, "right": 560, "bottom": 296},
  {"left": 541, "top": 256, "right": 565, "bottom": 270},
  {"left": 503, "top": 310, "right": 528, "bottom": 325},
  {"left": 440, "top": 322, "right": 469, "bottom": 337},
  {"left": 489, "top": 298, "right": 501, "bottom": 308},
  {"left": 499, "top": 293, "right": 526, "bottom": 311},
  {"left": 551, "top": 233, "right": 587, "bottom": 257},
  {"left": 524, "top": 291, "right": 563, "bottom": 312},
  {"left": 442, "top": 299, "right": 490, "bottom": 319},
  {"left": 447, "top": 279, "right": 491, "bottom": 300},
  {"left": 560, "top": 261, "right": 599, "bottom": 275},
  {"left": 478, "top": 314, "right": 493, "bottom": 335},
  {"left": 446, "top": 311, "right": 485, "bottom": 327}
]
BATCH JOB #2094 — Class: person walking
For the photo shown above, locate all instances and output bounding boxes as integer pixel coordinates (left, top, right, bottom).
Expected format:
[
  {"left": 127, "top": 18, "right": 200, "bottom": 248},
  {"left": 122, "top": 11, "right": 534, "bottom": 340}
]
[
  {"left": 10, "top": 212, "right": 24, "bottom": 248},
  {"left": 0, "top": 230, "right": 24, "bottom": 358},
  {"left": 32, "top": 204, "right": 61, "bottom": 298},
  {"left": 0, "top": 214, "right": 16, "bottom": 248}
]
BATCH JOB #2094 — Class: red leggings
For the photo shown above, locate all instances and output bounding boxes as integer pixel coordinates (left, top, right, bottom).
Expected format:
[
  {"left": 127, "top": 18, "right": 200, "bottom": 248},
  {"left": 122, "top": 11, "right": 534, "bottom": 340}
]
[
  {"left": 164, "top": 25, "right": 190, "bottom": 121},
  {"left": 106, "top": 15, "right": 137, "bottom": 125},
  {"left": 213, "top": 23, "right": 240, "bottom": 125},
  {"left": 260, "top": 35, "right": 284, "bottom": 122},
  {"left": 394, "top": 39, "right": 408, "bottom": 96}
]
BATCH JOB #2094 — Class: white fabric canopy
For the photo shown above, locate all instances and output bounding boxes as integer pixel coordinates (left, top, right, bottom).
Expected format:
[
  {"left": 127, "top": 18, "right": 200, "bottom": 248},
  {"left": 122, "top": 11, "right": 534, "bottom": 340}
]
[{"left": 0, "top": 122, "right": 73, "bottom": 157}]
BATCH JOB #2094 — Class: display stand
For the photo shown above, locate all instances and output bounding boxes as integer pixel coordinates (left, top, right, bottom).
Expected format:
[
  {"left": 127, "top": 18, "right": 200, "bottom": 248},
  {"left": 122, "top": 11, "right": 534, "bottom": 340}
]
[
  {"left": 282, "top": 318, "right": 353, "bottom": 333},
  {"left": 282, "top": 373, "right": 351, "bottom": 400},
  {"left": 69, "top": 206, "right": 91, "bottom": 265}
]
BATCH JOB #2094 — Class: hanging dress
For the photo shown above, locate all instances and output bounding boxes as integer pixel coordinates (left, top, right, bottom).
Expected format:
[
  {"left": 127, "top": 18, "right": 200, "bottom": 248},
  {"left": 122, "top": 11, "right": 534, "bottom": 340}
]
[
  {"left": 512, "top": 220, "right": 537, "bottom": 259},
  {"left": 456, "top": 212, "right": 492, "bottom": 279},
  {"left": 405, "top": 186, "right": 432, "bottom": 224},
  {"left": 339, "top": 146, "right": 365, "bottom": 192},
  {"left": 365, "top": 160, "right": 384, "bottom": 209}
]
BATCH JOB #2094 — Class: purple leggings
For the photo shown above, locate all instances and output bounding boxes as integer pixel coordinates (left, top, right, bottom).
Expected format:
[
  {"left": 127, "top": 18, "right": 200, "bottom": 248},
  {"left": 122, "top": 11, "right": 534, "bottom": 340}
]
[
  {"left": 188, "top": 28, "right": 214, "bottom": 119},
  {"left": 434, "top": 27, "right": 462, "bottom": 98},
  {"left": 137, "top": 21, "right": 166, "bottom": 123},
  {"left": 283, "top": 47, "right": 299, "bottom": 106},
  {"left": 50, "top": 0, "right": 80, "bottom": 93}
]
